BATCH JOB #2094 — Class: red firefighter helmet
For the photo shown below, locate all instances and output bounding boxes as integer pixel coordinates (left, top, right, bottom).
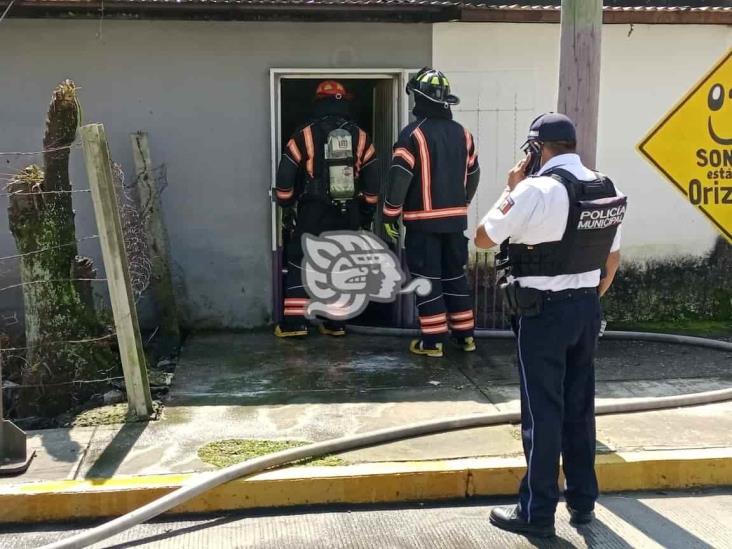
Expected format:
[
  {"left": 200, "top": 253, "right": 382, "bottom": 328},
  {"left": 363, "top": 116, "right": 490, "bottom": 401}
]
[{"left": 315, "top": 80, "right": 353, "bottom": 101}]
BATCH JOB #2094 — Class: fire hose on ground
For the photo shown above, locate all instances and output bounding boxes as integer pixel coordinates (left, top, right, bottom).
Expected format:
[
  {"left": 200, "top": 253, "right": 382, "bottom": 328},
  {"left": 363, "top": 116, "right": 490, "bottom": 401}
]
[{"left": 43, "top": 330, "right": 732, "bottom": 549}]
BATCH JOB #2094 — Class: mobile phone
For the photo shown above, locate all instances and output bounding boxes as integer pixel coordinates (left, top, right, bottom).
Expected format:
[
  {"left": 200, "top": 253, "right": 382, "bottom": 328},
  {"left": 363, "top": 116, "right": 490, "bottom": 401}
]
[
  {"left": 524, "top": 151, "right": 535, "bottom": 175},
  {"left": 522, "top": 141, "right": 542, "bottom": 176}
]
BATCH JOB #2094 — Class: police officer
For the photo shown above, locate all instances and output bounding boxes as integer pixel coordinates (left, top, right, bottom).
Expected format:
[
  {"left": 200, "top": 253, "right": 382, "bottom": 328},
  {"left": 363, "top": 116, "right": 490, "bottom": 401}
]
[
  {"left": 274, "top": 81, "right": 380, "bottom": 338},
  {"left": 382, "top": 68, "right": 480, "bottom": 357},
  {"left": 475, "top": 113, "right": 626, "bottom": 537}
]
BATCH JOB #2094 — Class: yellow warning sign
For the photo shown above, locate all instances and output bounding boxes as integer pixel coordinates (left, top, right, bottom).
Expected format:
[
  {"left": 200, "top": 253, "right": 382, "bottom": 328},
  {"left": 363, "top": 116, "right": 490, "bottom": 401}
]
[{"left": 638, "top": 49, "right": 732, "bottom": 243}]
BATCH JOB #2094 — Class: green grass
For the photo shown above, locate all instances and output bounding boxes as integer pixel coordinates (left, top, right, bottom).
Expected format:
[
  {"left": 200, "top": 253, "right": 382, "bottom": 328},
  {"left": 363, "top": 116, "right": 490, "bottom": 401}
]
[
  {"left": 69, "top": 401, "right": 162, "bottom": 427},
  {"left": 610, "top": 320, "right": 732, "bottom": 337},
  {"left": 197, "top": 439, "right": 347, "bottom": 468}
]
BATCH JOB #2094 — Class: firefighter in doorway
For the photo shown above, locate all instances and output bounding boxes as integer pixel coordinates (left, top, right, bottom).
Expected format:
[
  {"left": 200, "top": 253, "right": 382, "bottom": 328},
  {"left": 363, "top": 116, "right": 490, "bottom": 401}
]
[
  {"left": 382, "top": 68, "right": 481, "bottom": 357},
  {"left": 274, "top": 80, "right": 380, "bottom": 338}
]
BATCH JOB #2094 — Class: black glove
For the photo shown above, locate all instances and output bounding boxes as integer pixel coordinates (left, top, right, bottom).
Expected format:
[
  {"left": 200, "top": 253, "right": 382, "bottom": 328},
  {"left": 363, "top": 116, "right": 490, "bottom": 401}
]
[
  {"left": 359, "top": 203, "right": 375, "bottom": 232},
  {"left": 281, "top": 206, "right": 296, "bottom": 233},
  {"left": 360, "top": 214, "right": 374, "bottom": 231}
]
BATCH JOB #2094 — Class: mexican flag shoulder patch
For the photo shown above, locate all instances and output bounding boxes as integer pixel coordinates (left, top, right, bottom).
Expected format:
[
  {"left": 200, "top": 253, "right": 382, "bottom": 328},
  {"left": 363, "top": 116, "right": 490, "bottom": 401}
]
[{"left": 498, "top": 196, "right": 515, "bottom": 215}]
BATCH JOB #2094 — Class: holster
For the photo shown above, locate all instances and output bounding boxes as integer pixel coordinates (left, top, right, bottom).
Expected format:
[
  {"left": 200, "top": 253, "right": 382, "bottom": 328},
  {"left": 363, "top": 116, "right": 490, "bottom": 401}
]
[
  {"left": 495, "top": 239, "right": 511, "bottom": 272},
  {"left": 499, "top": 281, "right": 543, "bottom": 318}
]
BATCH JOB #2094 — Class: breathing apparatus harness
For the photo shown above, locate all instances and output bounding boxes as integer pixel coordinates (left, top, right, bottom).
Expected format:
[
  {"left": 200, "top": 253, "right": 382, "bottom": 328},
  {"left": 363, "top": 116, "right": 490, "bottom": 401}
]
[
  {"left": 299, "top": 115, "right": 359, "bottom": 215},
  {"left": 301, "top": 80, "right": 359, "bottom": 213}
]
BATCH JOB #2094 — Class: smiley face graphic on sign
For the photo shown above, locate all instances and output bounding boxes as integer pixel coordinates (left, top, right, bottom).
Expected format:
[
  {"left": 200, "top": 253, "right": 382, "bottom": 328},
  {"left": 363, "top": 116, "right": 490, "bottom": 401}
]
[
  {"left": 707, "top": 83, "right": 732, "bottom": 146},
  {"left": 639, "top": 49, "right": 732, "bottom": 243}
]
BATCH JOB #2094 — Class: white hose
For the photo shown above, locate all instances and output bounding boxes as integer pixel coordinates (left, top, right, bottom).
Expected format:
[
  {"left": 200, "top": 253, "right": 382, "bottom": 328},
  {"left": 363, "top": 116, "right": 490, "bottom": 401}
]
[
  {"left": 348, "top": 326, "right": 732, "bottom": 352},
  {"left": 43, "top": 331, "right": 732, "bottom": 549}
]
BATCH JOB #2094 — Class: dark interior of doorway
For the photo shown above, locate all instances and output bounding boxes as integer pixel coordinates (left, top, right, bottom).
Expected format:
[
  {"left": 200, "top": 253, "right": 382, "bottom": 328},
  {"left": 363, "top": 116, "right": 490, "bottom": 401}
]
[
  {"left": 278, "top": 77, "right": 402, "bottom": 327},
  {"left": 280, "top": 79, "right": 375, "bottom": 139}
]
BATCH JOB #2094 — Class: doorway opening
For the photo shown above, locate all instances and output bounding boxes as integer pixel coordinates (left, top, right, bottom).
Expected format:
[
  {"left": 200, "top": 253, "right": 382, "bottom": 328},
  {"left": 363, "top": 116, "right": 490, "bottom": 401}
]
[{"left": 270, "top": 70, "right": 413, "bottom": 328}]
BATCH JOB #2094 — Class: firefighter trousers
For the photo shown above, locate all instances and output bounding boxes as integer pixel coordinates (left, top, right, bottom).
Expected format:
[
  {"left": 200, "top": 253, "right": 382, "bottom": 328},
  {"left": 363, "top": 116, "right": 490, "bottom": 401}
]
[
  {"left": 281, "top": 238, "right": 311, "bottom": 325},
  {"left": 405, "top": 230, "right": 475, "bottom": 344},
  {"left": 281, "top": 202, "right": 354, "bottom": 327}
]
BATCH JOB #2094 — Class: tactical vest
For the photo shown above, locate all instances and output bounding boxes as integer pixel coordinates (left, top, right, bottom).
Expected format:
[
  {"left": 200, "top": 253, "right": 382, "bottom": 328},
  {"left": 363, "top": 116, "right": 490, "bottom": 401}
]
[{"left": 506, "top": 168, "right": 626, "bottom": 277}]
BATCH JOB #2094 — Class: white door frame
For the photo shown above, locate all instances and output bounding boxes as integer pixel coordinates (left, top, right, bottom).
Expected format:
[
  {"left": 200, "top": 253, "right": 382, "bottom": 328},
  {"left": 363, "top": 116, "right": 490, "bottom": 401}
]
[
  {"left": 268, "top": 68, "right": 416, "bottom": 319},
  {"left": 269, "top": 68, "right": 415, "bottom": 253}
]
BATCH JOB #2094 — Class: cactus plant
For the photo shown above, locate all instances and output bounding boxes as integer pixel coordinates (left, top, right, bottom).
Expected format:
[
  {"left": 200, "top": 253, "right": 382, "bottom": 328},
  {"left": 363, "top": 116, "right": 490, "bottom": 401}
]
[{"left": 7, "top": 80, "right": 116, "bottom": 417}]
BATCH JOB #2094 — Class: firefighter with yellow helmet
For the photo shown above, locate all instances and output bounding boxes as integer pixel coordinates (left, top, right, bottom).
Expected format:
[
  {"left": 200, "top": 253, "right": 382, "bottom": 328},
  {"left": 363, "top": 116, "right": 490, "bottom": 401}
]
[{"left": 382, "top": 68, "right": 481, "bottom": 357}]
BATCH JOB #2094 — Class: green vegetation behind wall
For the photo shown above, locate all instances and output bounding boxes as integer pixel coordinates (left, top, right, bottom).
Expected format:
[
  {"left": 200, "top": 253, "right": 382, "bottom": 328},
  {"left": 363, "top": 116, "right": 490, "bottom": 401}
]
[{"left": 603, "top": 238, "right": 732, "bottom": 324}]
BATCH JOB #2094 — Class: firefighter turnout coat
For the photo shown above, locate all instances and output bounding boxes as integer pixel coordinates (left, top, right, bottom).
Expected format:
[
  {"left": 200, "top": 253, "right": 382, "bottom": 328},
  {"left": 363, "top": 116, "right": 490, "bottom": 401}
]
[
  {"left": 383, "top": 113, "right": 480, "bottom": 232},
  {"left": 275, "top": 117, "right": 380, "bottom": 229}
]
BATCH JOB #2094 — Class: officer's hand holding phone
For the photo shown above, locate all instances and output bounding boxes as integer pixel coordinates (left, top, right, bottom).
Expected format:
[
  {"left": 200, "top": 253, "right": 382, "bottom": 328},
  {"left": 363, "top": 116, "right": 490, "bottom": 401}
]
[
  {"left": 508, "top": 143, "right": 542, "bottom": 190},
  {"left": 507, "top": 156, "right": 529, "bottom": 191}
]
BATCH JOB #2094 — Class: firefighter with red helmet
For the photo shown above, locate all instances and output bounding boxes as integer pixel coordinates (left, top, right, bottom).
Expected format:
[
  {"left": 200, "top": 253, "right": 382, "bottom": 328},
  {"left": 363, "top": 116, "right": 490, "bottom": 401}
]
[
  {"left": 274, "top": 80, "right": 380, "bottom": 338},
  {"left": 382, "top": 68, "right": 481, "bottom": 357}
]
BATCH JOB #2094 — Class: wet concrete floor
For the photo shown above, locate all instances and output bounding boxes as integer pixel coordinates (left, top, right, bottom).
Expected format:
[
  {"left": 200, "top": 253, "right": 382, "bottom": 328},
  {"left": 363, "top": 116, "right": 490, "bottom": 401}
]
[
  {"left": 170, "top": 332, "right": 732, "bottom": 406},
  {"left": 5, "top": 332, "right": 731, "bottom": 483}
]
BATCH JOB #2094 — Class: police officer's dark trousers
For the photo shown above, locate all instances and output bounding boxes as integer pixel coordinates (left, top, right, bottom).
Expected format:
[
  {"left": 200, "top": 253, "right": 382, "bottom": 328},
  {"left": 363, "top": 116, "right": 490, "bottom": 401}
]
[
  {"left": 405, "top": 231, "right": 475, "bottom": 344},
  {"left": 512, "top": 291, "right": 601, "bottom": 525}
]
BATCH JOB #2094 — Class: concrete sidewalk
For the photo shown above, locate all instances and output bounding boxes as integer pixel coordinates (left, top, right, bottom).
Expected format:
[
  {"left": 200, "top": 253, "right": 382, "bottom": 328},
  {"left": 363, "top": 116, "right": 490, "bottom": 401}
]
[
  {"left": 3, "top": 489, "right": 731, "bottom": 549},
  {"left": 0, "top": 332, "right": 730, "bottom": 522}
]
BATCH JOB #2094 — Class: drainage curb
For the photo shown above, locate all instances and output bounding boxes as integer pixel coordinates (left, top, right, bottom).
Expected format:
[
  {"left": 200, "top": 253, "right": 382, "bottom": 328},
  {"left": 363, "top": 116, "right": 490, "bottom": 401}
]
[{"left": 1, "top": 448, "right": 730, "bottom": 524}]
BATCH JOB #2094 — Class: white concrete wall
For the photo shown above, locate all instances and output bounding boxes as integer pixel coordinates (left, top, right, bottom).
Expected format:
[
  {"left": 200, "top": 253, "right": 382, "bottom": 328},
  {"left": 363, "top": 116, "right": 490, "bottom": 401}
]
[
  {"left": 1, "top": 19, "right": 728, "bottom": 329},
  {"left": 434, "top": 22, "right": 732, "bottom": 260},
  {"left": 0, "top": 20, "right": 431, "bottom": 328}
]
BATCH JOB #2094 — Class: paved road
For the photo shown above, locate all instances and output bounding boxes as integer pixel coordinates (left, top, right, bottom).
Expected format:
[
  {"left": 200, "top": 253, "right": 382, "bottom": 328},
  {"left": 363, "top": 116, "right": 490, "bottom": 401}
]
[{"left": 2, "top": 489, "right": 731, "bottom": 548}]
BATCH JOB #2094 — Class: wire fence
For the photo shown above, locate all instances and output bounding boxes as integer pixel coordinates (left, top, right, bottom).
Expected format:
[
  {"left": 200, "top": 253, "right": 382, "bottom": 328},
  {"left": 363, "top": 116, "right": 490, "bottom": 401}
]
[
  {"left": 468, "top": 250, "right": 510, "bottom": 330},
  {"left": 113, "top": 162, "right": 152, "bottom": 299},
  {"left": 0, "top": 140, "right": 161, "bottom": 418}
]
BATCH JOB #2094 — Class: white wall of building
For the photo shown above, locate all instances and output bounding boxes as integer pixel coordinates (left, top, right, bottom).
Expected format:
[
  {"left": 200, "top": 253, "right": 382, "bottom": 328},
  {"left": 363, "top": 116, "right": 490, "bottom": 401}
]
[
  {"left": 434, "top": 22, "right": 732, "bottom": 260},
  {"left": 0, "top": 20, "right": 431, "bottom": 328}
]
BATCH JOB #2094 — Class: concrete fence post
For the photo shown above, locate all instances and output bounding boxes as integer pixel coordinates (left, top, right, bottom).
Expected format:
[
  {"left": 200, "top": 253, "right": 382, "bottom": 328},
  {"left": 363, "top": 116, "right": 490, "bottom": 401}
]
[
  {"left": 81, "top": 124, "right": 153, "bottom": 418},
  {"left": 130, "top": 132, "right": 180, "bottom": 353}
]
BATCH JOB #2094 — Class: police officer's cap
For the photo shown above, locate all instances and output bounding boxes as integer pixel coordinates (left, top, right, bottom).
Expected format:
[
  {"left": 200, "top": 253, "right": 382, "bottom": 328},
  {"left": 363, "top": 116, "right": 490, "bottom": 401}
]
[{"left": 525, "top": 113, "right": 576, "bottom": 144}]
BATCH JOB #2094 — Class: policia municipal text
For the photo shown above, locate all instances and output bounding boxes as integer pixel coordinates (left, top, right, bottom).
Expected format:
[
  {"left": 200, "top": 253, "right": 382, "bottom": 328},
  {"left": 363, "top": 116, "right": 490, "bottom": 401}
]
[{"left": 475, "top": 113, "right": 627, "bottom": 537}]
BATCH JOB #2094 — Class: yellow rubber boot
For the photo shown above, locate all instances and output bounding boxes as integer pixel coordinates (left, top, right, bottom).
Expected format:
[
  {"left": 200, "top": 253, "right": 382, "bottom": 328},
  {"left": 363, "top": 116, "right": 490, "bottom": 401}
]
[
  {"left": 409, "top": 339, "right": 444, "bottom": 358},
  {"left": 460, "top": 336, "right": 477, "bottom": 352},
  {"left": 274, "top": 324, "right": 308, "bottom": 338},
  {"left": 318, "top": 324, "right": 346, "bottom": 337}
]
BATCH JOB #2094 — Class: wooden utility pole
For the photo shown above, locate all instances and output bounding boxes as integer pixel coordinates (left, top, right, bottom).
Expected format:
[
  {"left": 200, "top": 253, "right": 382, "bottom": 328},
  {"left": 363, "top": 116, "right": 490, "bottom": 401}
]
[
  {"left": 130, "top": 132, "right": 180, "bottom": 352},
  {"left": 81, "top": 124, "right": 153, "bottom": 418},
  {"left": 557, "top": 0, "right": 603, "bottom": 168}
]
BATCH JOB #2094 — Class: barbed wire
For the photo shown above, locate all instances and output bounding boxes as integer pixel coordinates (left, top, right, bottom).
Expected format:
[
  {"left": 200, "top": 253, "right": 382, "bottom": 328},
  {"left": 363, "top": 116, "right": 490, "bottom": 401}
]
[
  {"left": 133, "top": 164, "right": 169, "bottom": 219},
  {"left": 0, "top": 333, "right": 115, "bottom": 353},
  {"left": 0, "top": 143, "right": 155, "bottom": 405},
  {"left": 0, "top": 148, "right": 159, "bottom": 390},
  {"left": 0, "top": 235, "right": 100, "bottom": 262},
  {"left": 0, "top": 278, "right": 107, "bottom": 293},
  {"left": 0, "top": 284, "right": 137, "bottom": 344},
  {"left": 113, "top": 162, "right": 152, "bottom": 299},
  {"left": 0, "top": 143, "right": 81, "bottom": 156},
  {"left": 0, "top": 188, "right": 92, "bottom": 197},
  {"left": 2, "top": 375, "right": 124, "bottom": 390}
]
